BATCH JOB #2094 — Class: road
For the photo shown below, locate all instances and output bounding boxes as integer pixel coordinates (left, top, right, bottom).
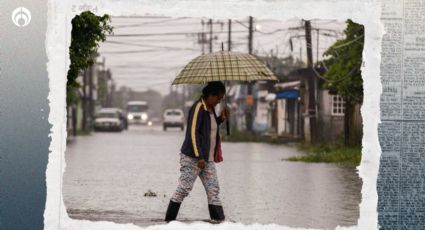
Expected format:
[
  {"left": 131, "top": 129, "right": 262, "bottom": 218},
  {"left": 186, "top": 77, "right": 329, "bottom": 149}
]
[{"left": 63, "top": 125, "right": 362, "bottom": 229}]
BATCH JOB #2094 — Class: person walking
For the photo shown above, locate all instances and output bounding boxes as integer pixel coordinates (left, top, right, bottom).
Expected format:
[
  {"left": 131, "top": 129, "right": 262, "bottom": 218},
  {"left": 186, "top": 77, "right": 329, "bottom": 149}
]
[{"left": 165, "top": 81, "right": 228, "bottom": 222}]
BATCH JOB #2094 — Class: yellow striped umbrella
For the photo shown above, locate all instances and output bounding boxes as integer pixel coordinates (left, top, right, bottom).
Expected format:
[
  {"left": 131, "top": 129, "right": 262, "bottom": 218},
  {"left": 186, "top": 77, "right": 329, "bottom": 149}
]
[{"left": 172, "top": 51, "right": 278, "bottom": 84}]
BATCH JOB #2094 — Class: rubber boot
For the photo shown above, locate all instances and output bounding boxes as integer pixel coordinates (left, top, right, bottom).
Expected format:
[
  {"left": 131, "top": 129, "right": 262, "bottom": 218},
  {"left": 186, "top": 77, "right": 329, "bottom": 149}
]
[
  {"left": 208, "top": 204, "right": 225, "bottom": 221},
  {"left": 165, "top": 200, "right": 181, "bottom": 222}
]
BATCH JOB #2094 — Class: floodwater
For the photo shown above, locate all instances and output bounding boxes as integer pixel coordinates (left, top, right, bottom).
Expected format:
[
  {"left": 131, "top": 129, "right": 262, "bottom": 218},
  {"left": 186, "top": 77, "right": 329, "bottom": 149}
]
[{"left": 63, "top": 125, "right": 362, "bottom": 229}]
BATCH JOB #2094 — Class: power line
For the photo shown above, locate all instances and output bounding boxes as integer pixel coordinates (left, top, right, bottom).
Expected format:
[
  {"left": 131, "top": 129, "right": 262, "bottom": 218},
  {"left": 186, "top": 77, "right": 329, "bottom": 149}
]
[
  {"left": 108, "top": 30, "right": 248, "bottom": 37},
  {"left": 102, "top": 52, "right": 198, "bottom": 64},
  {"left": 111, "top": 16, "right": 176, "bottom": 19},
  {"left": 100, "top": 49, "right": 197, "bottom": 55},
  {"left": 114, "top": 79, "right": 174, "bottom": 84},
  {"left": 117, "top": 81, "right": 173, "bottom": 87},
  {"left": 234, "top": 20, "right": 294, "bottom": 35},
  {"left": 109, "top": 65, "right": 183, "bottom": 71},
  {"left": 256, "top": 28, "right": 291, "bottom": 35},
  {"left": 234, "top": 20, "right": 250, "bottom": 29},
  {"left": 113, "top": 79, "right": 174, "bottom": 83},
  {"left": 113, "top": 17, "right": 192, "bottom": 28},
  {"left": 112, "top": 69, "right": 179, "bottom": 74},
  {"left": 114, "top": 22, "right": 205, "bottom": 29},
  {"left": 106, "top": 37, "right": 195, "bottom": 42},
  {"left": 110, "top": 64, "right": 183, "bottom": 69},
  {"left": 311, "top": 65, "right": 360, "bottom": 83},
  {"left": 100, "top": 49, "right": 159, "bottom": 54},
  {"left": 311, "top": 19, "right": 341, "bottom": 25},
  {"left": 104, "top": 40, "right": 199, "bottom": 51},
  {"left": 328, "top": 34, "right": 364, "bottom": 49},
  {"left": 112, "top": 75, "right": 177, "bottom": 80},
  {"left": 114, "top": 78, "right": 174, "bottom": 83},
  {"left": 112, "top": 69, "right": 180, "bottom": 75}
]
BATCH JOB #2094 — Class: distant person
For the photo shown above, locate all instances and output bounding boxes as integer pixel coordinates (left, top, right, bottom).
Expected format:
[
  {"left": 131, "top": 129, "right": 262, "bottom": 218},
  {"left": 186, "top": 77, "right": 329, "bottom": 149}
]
[{"left": 165, "top": 81, "right": 229, "bottom": 222}]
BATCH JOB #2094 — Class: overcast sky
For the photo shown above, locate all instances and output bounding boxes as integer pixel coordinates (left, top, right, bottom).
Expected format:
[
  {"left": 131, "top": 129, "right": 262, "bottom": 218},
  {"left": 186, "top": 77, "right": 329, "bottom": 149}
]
[{"left": 97, "top": 16, "right": 346, "bottom": 95}]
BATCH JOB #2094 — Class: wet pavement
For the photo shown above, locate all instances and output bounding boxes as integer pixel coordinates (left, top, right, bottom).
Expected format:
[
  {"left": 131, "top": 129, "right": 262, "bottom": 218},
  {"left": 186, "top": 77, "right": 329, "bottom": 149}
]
[{"left": 63, "top": 125, "right": 362, "bottom": 229}]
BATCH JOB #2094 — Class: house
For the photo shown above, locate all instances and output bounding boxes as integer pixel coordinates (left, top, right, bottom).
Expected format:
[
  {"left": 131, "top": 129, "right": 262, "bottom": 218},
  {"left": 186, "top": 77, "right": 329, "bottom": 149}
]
[
  {"left": 273, "top": 80, "right": 303, "bottom": 138},
  {"left": 287, "top": 68, "right": 362, "bottom": 144}
]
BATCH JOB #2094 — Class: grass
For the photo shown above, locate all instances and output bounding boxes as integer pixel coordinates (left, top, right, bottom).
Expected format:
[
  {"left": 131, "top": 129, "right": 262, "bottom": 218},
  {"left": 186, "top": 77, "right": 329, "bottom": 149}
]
[
  {"left": 222, "top": 128, "right": 361, "bottom": 165},
  {"left": 222, "top": 128, "right": 303, "bottom": 145},
  {"left": 76, "top": 130, "right": 92, "bottom": 136},
  {"left": 221, "top": 129, "right": 283, "bottom": 144},
  {"left": 285, "top": 142, "right": 361, "bottom": 166}
]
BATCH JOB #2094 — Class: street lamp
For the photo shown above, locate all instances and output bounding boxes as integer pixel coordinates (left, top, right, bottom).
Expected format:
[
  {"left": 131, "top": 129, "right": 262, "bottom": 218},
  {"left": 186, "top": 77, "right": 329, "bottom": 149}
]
[{"left": 255, "top": 24, "right": 262, "bottom": 32}]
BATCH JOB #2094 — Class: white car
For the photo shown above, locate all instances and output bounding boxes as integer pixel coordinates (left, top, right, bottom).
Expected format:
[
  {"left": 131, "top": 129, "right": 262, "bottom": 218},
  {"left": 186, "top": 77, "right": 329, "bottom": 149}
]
[
  {"left": 163, "top": 109, "right": 185, "bottom": 131},
  {"left": 94, "top": 108, "right": 124, "bottom": 132},
  {"left": 127, "top": 101, "right": 149, "bottom": 125}
]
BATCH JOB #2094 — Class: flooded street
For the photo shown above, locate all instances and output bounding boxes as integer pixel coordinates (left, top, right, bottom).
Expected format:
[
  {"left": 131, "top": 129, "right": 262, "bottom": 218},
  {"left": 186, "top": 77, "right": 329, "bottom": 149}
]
[{"left": 63, "top": 125, "right": 362, "bottom": 229}]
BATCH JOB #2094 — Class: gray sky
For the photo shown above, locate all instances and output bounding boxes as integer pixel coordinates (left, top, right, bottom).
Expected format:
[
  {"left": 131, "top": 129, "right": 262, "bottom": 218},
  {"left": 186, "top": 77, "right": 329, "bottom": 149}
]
[{"left": 97, "top": 16, "right": 346, "bottom": 95}]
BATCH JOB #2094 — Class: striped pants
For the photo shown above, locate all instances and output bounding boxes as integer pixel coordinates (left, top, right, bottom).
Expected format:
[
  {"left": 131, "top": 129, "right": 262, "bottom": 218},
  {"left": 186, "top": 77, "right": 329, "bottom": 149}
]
[{"left": 171, "top": 153, "right": 222, "bottom": 205}]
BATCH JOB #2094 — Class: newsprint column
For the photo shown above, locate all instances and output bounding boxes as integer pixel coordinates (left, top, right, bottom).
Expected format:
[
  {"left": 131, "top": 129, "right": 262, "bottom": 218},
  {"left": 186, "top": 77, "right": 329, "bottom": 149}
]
[{"left": 378, "top": 0, "right": 425, "bottom": 228}]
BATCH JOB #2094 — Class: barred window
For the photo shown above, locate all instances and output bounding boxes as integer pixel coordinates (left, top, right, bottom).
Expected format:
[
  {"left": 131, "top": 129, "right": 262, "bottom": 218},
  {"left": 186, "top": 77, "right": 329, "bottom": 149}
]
[{"left": 331, "top": 95, "right": 345, "bottom": 116}]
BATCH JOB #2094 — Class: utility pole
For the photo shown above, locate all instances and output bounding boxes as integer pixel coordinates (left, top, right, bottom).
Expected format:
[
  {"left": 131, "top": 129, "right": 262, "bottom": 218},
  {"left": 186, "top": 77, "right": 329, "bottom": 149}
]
[
  {"left": 209, "top": 19, "right": 213, "bottom": 53},
  {"left": 305, "top": 20, "right": 313, "bottom": 67},
  {"left": 82, "top": 69, "right": 88, "bottom": 132},
  {"left": 299, "top": 46, "right": 303, "bottom": 62},
  {"left": 316, "top": 29, "right": 320, "bottom": 65},
  {"left": 201, "top": 20, "right": 206, "bottom": 55},
  {"left": 88, "top": 63, "right": 94, "bottom": 131},
  {"left": 246, "top": 16, "right": 254, "bottom": 132},
  {"left": 203, "top": 19, "right": 224, "bottom": 53},
  {"left": 228, "top": 19, "right": 232, "bottom": 51},
  {"left": 248, "top": 16, "right": 253, "bottom": 54},
  {"left": 304, "top": 20, "right": 317, "bottom": 143},
  {"left": 109, "top": 78, "right": 115, "bottom": 107}
]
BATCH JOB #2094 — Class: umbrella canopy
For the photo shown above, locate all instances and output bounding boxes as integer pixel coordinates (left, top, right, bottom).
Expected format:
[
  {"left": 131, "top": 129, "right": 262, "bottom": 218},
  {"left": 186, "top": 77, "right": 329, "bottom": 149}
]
[{"left": 172, "top": 51, "right": 278, "bottom": 85}]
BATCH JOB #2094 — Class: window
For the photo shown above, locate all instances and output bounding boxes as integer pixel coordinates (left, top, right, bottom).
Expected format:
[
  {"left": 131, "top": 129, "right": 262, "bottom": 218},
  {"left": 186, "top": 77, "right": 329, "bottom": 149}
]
[
  {"left": 166, "top": 111, "right": 181, "bottom": 116},
  {"left": 331, "top": 95, "right": 345, "bottom": 116},
  {"left": 97, "top": 112, "right": 118, "bottom": 118},
  {"left": 127, "top": 105, "right": 148, "bottom": 112}
]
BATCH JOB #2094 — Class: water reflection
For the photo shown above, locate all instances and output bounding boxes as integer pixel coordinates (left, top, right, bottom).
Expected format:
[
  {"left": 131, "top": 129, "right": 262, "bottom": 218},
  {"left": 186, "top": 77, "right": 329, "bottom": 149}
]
[{"left": 63, "top": 126, "right": 362, "bottom": 229}]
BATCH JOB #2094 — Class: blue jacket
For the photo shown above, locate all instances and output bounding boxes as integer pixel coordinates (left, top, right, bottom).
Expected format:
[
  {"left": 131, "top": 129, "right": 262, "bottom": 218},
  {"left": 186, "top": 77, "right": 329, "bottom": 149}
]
[{"left": 180, "top": 98, "right": 223, "bottom": 161}]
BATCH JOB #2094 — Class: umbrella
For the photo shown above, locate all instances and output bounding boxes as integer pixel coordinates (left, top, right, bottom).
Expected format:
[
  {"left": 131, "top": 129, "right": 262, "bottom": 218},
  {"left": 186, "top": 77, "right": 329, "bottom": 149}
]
[
  {"left": 172, "top": 50, "right": 278, "bottom": 135},
  {"left": 172, "top": 51, "right": 277, "bottom": 84}
]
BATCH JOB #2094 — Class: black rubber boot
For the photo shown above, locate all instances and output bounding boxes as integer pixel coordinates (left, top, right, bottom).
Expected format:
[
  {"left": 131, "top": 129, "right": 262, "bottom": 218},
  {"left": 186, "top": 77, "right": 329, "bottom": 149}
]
[
  {"left": 165, "top": 200, "right": 181, "bottom": 222},
  {"left": 208, "top": 204, "right": 225, "bottom": 221}
]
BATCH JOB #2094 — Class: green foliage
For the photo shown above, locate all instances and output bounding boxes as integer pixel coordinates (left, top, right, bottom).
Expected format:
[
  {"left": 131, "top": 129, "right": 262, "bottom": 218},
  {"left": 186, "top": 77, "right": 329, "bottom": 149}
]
[
  {"left": 322, "top": 19, "right": 364, "bottom": 105},
  {"left": 67, "top": 11, "right": 113, "bottom": 105},
  {"left": 285, "top": 142, "right": 361, "bottom": 165}
]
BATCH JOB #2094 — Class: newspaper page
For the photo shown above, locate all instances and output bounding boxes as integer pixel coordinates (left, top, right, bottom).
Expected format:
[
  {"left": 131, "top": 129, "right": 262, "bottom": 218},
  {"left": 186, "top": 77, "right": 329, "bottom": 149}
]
[{"left": 378, "top": 0, "right": 425, "bottom": 228}]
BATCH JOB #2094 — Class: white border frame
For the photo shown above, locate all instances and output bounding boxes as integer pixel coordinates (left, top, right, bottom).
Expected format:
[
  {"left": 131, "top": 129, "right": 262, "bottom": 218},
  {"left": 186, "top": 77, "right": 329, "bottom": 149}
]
[{"left": 45, "top": 0, "right": 384, "bottom": 229}]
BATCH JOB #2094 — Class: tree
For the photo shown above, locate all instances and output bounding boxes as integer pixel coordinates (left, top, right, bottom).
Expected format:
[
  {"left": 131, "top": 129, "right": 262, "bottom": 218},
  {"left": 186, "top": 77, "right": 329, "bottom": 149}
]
[
  {"left": 66, "top": 11, "right": 113, "bottom": 105},
  {"left": 322, "top": 19, "right": 364, "bottom": 146}
]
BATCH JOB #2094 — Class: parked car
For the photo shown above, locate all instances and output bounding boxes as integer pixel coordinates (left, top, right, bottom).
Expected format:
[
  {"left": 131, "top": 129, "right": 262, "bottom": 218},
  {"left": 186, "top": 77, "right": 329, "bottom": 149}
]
[
  {"left": 163, "top": 109, "right": 185, "bottom": 131},
  {"left": 94, "top": 108, "right": 125, "bottom": 132},
  {"left": 105, "top": 108, "right": 128, "bottom": 130}
]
